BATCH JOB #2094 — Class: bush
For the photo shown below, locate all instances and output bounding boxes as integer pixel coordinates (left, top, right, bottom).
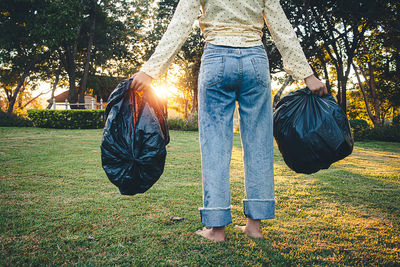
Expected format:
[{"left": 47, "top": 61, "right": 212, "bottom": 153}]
[
  {"left": 362, "top": 126, "right": 400, "bottom": 142},
  {"left": 0, "top": 110, "right": 33, "bottom": 127},
  {"left": 185, "top": 112, "right": 198, "bottom": 131},
  {"left": 349, "top": 119, "right": 370, "bottom": 141},
  {"left": 167, "top": 112, "right": 198, "bottom": 131},
  {"left": 349, "top": 119, "right": 370, "bottom": 131},
  {"left": 393, "top": 115, "right": 400, "bottom": 126},
  {"left": 27, "top": 109, "right": 105, "bottom": 129},
  {"left": 167, "top": 118, "right": 186, "bottom": 130}
]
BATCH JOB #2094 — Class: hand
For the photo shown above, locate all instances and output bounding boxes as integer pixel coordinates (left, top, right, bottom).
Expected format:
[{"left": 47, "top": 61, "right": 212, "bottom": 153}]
[
  {"left": 304, "top": 74, "right": 328, "bottom": 97},
  {"left": 129, "top": 71, "right": 153, "bottom": 91}
]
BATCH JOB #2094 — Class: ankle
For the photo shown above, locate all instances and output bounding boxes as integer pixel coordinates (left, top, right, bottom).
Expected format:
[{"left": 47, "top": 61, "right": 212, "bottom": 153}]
[
  {"left": 246, "top": 218, "right": 261, "bottom": 230},
  {"left": 211, "top": 226, "right": 225, "bottom": 233}
]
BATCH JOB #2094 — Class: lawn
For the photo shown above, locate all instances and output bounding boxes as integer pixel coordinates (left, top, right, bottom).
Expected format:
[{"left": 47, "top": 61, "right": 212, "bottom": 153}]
[{"left": 1, "top": 127, "right": 399, "bottom": 266}]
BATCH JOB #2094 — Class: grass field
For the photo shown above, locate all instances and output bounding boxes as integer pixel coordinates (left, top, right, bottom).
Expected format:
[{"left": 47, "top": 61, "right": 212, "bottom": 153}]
[{"left": 1, "top": 127, "right": 399, "bottom": 266}]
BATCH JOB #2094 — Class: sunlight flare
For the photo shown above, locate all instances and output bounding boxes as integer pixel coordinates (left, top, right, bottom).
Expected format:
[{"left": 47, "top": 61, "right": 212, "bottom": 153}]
[{"left": 151, "top": 83, "right": 178, "bottom": 99}]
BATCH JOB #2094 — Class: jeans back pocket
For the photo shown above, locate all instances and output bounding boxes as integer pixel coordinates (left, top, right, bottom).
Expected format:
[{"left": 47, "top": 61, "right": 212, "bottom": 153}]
[
  {"left": 251, "top": 56, "right": 270, "bottom": 87},
  {"left": 200, "top": 56, "right": 225, "bottom": 87}
]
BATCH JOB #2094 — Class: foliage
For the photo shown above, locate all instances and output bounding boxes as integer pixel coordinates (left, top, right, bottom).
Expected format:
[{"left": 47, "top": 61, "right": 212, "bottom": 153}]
[
  {"left": 0, "top": 0, "right": 54, "bottom": 113},
  {"left": 279, "top": 0, "right": 382, "bottom": 112},
  {"left": 143, "top": 0, "right": 204, "bottom": 114},
  {"left": 167, "top": 117, "right": 186, "bottom": 130},
  {"left": 353, "top": 16, "right": 400, "bottom": 127},
  {"left": 347, "top": 90, "right": 369, "bottom": 120},
  {"left": 349, "top": 119, "right": 370, "bottom": 130},
  {"left": 167, "top": 112, "right": 198, "bottom": 131},
  {"left": 349, "top": 119, "right": 371, "bottom": 141},
  {"left": 0, "top": 110, "right": 33, "bottom": 127},
  {"left": 1, "top": 128, "right": 400, "bottom": 265},
  {"left": 350, "top": 118, "right": 400, "bottom": 142},
  {"left": 393, "top": 115, "right": 400, "bottom": 126},
  {"left": 27, "top": 109, "right": 104, "bottom": 129},
  {"left": 0, "top": 0, "right": 150, "bottom": 112},
  {"left": 361, "top": 126, "right": 400, "bottom": 142}
]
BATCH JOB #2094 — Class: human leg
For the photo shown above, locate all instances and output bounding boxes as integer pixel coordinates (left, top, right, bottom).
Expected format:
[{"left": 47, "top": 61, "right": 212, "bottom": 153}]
[
  {"left": 197, "top": 44, "right": 239, "bottom": 228},
  {"left": 237, "top": 47, "right": 275, "bottom": 223}
]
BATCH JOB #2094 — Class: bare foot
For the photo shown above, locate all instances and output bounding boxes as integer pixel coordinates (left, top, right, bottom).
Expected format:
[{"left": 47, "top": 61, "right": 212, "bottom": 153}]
[
  {"left": 235, "top": 218, "right": 264, "bottom": 239},
  {"left": 195, "top": 227, "right": 225, "bottom": 242}
]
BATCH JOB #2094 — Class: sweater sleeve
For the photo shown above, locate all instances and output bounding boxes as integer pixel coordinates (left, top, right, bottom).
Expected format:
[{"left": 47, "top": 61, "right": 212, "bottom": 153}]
[
  {"left": 140, "top": 0, "right": 201, "bottom": 80},
  {"left": 263, "top": 0, "right": 314, "bottom": 80}
]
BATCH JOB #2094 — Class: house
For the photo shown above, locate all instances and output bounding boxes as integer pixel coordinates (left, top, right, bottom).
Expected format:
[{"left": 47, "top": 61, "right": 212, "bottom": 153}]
[
  {"left": 47, "top": 91, "right": 104, "bottom": 110},
  {"left": 47, "top": 75, "right": 124, "bottom": 109}
]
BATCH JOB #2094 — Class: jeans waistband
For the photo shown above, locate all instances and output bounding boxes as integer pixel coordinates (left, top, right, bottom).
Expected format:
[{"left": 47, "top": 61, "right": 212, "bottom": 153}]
[{"left": 203, "top": 42, "right": 266, "bottom": 55}]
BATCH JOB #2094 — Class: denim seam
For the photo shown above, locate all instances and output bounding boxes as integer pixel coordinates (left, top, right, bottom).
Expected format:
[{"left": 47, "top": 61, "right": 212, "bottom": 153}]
[
  {"left": 243, "top": 199, "right": 275, "bottom": 202},
  {"left": 198, "top": 206, "right": 232, "bottom": 211}
]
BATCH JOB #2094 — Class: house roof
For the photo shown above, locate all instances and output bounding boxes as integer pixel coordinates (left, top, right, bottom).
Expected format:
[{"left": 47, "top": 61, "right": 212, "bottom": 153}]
[
  {"left": 47, "top": 91, "right": 69, "bottom": 103},
  {"left": 47, "top": 75, "right": 124, "bottom": 103},
  {"left": 47, "top": 91, "right": 96, "bottom": 103}
]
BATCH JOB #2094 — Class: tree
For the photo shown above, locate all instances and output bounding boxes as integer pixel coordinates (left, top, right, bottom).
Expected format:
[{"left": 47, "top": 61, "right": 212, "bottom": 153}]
[
  {"left": 0, "top": 0, "right": 55, "bottom": 113},
  {"left": 352, "top": 1, "right": 400, "bottom": 126},
  {"left": 142, "top": 0, "right": 203, "bottom": 115},
  {"left": 278, "top": 0, "right": 381, "bottom": 113}
]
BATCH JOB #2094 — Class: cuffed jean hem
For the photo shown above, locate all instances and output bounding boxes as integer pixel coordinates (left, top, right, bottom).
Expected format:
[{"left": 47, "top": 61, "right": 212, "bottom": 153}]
[
  {"left": 199, "top": 206, "right": 232, "bottom": 227},
  {"left": 243, "top": 199, "right": 275, "bottom": 220}
]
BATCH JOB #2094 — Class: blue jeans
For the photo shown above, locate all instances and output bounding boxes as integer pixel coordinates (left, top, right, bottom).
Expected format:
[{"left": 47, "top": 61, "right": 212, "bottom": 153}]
[{"left": 198, "top": 42, "right": 275, "bottom": 227}]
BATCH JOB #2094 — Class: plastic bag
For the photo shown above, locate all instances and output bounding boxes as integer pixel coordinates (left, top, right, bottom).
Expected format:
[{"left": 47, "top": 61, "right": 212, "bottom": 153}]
[
  {"left": 101, "top": 79, "right": 169, "bottom": 195},
  {"left": 273, "top": 88, "right": 353, "bottom": 174}
]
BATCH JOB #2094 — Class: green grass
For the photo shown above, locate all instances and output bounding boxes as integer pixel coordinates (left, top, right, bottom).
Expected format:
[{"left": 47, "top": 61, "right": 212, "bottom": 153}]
[{"left": 1, "top": 127, "right": 399, "bottom": 266}]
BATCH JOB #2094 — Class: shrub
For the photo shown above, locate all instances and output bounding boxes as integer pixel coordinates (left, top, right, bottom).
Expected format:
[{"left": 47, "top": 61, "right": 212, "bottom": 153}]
[
  {"left": 167, "top": 118, "right": 186, "bottom": 130},
  {"left": 349, "top": 119, "right": 370, "bottom": 141},
  {"left": 362, "top": 126, "right": 400, "bottom": 142},
  {"left": 185, "top": 112, "right": 198, "bottom": 131},
  {"left": 0, "top": 110, "right": 33, "bottom": 127},
  {"left": 167, "top": 112, "right": 198, "bottom": 131},
  {"left": 349, "top": 119, "right": 370, "bottom": 131},
  {"left": 27, "top": 109, "right": 105, "bottom": 129},
  {"left": 393, "top": 115, "right": 400, "bottom": 126}
]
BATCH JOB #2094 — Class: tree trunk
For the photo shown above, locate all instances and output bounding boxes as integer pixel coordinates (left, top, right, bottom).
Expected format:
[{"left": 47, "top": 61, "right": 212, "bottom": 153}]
[
  {"left": 17, "top": 83, "right": 30, "bottom": 109},
  {"left": 273, "top": 76, "right": 293, "bottom": 109},
  {"left": 358, "top": 61, "right": 382, "bottom": 126},
  {"left": 7, "top": 60, "right": 35, "bottom": 114},
  {"left": 190, "top": 62, "right": 200, "bottom": 113},
  {"left": 319, "top": 53, "right": 331, "bottom": 93},
  {"left": 184, "top": 99, "right": 188, "bottom": 119},
  {"left": 191, "top": 86, "right": 198, "bottom": 113},
  {"left": 47, "top": 69, "right": 61, "bottom": 109},
  {"left": 65, "top": 16, "right": 82, "bottom": 108},
  {"left": 352, "top": 62, "right": 377, "bottom": 126},
  {"left": 78, "top": 1, "right": 96, "bottom": 106},
  {"left": 367, "top": 61, "right": 382, "bottom": 126},
  {"left": 22, "top": 91, "right": 44, "bottom": 109},
  {"left": 65, "top": 46, "right": 78, "bottom": 107}
]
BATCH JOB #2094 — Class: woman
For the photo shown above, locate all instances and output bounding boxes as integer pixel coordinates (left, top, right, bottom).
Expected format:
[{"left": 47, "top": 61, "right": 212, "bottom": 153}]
[{"left": 130, "top": 0, "right": 327, "bottom": 242}]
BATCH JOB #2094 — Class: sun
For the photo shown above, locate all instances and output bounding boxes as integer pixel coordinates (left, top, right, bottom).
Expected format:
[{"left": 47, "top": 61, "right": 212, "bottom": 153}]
[{"left": 151, "top": 83, "right": 177, "bottom": 99}]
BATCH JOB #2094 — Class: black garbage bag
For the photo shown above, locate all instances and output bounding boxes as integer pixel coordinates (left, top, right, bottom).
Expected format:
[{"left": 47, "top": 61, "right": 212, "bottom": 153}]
[
  {"left": 101, "top": 79, "right": 169, "bottom": 195},
  {"left": 273, "top": 88, "right": 353, "bottom": 174}
]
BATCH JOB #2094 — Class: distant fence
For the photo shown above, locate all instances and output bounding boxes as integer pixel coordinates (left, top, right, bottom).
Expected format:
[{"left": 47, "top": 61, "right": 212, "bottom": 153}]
[{"left": 51, "top": 97, "right": 104, "bottom": 110}]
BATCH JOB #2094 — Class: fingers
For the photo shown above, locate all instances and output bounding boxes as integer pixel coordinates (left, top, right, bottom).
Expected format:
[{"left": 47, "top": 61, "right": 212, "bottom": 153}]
[
  {"left": 129, "top": 77, "right": 151, "bottom": 92},
  {"left": 310, "top": 85, "right": 327, "bottom": 97},
  {"left": 324, "top": 85, "right": 328, "bottom": 96},
  {"left": 129, "top": 78, "right": 137, "bottom": 90},
  {"left": 310, "top": 87, "right": 320, "bottom": 97}
]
